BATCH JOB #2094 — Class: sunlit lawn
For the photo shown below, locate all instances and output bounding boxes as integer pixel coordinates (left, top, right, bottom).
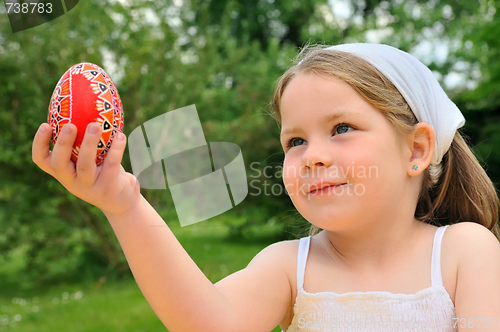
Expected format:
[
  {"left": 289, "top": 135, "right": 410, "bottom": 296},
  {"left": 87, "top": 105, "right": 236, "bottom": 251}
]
[{"left": 0, "top": 219, "right": 284, "bottom": 332}]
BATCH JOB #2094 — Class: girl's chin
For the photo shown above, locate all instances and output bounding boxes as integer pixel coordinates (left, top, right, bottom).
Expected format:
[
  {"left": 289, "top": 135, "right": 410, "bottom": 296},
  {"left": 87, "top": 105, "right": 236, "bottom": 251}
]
[
  {"left": 307, "top": 222, "right": 357, "bottom": 233},
  {"left": 303, "top": 214, "right": 351, "bottom": 228}
]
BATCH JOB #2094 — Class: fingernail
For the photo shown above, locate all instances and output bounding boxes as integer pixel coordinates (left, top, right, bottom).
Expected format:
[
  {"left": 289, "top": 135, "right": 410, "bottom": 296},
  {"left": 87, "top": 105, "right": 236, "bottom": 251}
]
[
  {"left": 88, "top": 123, "right": 99, "bottom": 134},
  {"left": 117, "top": 133, "right": 125, "bottom": 141},
  {"left": 39, "top": 125, "right": 47, "bottom": 134},
  {"left": 62, "top": 125, "right": 72, "bottom": 135}
]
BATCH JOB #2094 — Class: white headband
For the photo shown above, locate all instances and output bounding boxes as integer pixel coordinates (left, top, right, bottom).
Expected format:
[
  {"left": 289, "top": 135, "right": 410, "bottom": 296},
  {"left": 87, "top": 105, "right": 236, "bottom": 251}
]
[{"left": 322, "top": 43, "right": 465, "bottom": 178}]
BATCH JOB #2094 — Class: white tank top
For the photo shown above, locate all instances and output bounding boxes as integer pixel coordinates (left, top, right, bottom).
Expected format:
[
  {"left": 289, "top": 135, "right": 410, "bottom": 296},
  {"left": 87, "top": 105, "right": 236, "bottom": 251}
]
[{"left": 283, "top": 225, "right": 457, "bottom": 332}]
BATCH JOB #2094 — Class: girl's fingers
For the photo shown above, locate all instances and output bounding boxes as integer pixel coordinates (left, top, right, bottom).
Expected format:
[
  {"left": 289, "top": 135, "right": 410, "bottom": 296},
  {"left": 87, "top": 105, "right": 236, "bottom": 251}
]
[
  {"left": 76, "top": 123, "right": 102, "bottom": 187},
  {"left": 32, "top": 123, "right": 55, "bottom": 177},
  {"left": 51, "top": 123, "right": 78, "bottom": 182},
  {"left": 98, "top": 132, "right": 127, "bottom": 183}
]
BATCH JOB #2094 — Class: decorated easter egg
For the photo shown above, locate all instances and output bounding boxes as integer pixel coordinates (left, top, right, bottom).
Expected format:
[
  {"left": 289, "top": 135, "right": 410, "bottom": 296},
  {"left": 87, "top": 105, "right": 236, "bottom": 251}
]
[{"left": 48, "top": 63, "right": 124, "bottom": 166}]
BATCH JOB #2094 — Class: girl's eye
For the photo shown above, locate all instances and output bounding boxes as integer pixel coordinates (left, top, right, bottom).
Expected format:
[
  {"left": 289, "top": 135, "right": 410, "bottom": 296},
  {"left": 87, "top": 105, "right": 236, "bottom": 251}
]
[
  {"left": 285, "top": 123, "right": 354, "bottom": 150},
  {"left": 335, "top": 124, "right": 353, "bottom": 135},
  {"left": 287, "top": 137, "right": 306, "bottom": 149}
]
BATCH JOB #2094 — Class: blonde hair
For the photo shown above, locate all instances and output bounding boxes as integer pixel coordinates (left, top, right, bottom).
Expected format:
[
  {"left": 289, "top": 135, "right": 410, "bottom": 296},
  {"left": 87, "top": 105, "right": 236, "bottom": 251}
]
[{"left": 271, "top": 45, "right": 500, "bottom": 240}]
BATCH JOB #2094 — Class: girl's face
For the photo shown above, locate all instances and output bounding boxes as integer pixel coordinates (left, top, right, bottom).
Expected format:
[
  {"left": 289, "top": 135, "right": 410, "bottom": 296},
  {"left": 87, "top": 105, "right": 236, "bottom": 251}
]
[{"left": 280, "top": 72, "right": 410, "bottom": 231}]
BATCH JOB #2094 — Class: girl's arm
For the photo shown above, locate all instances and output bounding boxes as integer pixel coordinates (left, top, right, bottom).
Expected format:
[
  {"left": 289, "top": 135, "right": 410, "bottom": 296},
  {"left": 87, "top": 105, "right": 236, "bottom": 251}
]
[
  {"left": 452, "top": 222, "right": 500, "bottom": 331},
  {"left": 105, "top": 195, "right": 292, "bottom": 332},
  {"left": 32, "top": 122, "right": 292, "bottom": 332}
]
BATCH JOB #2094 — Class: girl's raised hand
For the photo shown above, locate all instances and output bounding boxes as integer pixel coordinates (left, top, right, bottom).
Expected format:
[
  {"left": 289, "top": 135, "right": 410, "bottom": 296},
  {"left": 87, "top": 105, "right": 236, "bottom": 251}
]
[{"left": 32, "top": 122, "right": 140, "bottom": 216}]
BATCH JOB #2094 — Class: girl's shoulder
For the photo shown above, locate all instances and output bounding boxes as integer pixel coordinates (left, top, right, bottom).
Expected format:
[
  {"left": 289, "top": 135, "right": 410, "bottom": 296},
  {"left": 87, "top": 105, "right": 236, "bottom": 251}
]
[
  {"left": 439, "top": 222, "right": 498, "bottom": 268},
  {"left": 245, "top": 238, "right": 302, "bottom": 297},
  {"left": 443, "top": 222, "right": 500, "bottom": 265},
  {"left": 257, "top": 238, "right": 302, "bottom": 277},
  {"left": 443, "top": 222, "right": 500, "bottom": 315},
  {"left": 444, "top": 222, "right": 499, "bottom": 252},
  {"left": 254, "top": 238, "right": 301, "bottom": 263}
]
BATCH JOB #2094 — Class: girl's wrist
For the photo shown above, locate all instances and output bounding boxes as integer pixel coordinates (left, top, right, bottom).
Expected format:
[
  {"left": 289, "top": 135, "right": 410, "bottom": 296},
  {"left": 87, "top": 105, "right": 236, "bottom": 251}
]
[{"left": 101, "top": 191, "right": 144, "bottom": 221}]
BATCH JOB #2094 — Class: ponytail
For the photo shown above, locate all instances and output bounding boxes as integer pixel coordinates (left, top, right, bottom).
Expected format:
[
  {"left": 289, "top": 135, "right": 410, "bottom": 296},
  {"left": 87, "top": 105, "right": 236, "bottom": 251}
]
[{"left": 416, "top": 131, "right": 500, "bottom": 240}]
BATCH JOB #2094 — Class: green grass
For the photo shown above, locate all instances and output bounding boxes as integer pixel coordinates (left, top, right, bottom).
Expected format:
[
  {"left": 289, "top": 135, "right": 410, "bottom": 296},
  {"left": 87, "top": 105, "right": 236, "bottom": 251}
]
[{"left": 0, "top": 220, "right": 285, "bottom": 332}]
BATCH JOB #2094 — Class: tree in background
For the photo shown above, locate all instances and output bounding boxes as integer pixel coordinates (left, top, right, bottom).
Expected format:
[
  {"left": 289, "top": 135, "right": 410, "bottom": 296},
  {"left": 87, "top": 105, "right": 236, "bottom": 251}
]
[{"left": 0, "top": 0, "right": 498, "bottom": 290}]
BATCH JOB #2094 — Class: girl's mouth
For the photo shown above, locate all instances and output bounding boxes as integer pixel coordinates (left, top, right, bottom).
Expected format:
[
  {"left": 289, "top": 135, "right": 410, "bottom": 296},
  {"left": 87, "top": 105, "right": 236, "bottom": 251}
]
[{"left": 308, "top": 183, "right": 347, "bottom": 195}]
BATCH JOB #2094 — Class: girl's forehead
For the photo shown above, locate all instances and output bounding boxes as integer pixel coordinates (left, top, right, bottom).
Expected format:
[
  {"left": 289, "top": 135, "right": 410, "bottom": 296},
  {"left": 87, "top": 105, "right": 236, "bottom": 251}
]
[
  {"left": 282, "top": 73, "right": 357, "bottom": 105},
  {"left": 280, "top": 73, "right": 366, "bottom": 122}
]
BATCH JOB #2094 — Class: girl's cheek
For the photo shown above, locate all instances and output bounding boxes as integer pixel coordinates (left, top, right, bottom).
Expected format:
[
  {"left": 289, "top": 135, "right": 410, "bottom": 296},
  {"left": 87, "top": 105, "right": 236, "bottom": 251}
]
[{"left": 282, "top": 162, "right": 301, "bottom": 196}]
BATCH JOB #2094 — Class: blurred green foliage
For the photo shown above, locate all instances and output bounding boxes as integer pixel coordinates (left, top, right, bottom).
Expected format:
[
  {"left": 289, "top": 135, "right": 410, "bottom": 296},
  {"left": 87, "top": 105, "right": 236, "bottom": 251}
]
[
  {"left": 0, "top": 220, "right": 283, "bottom": 331},
  {"left": 0, "top": 0, "right": 499, "bottom": 291}
]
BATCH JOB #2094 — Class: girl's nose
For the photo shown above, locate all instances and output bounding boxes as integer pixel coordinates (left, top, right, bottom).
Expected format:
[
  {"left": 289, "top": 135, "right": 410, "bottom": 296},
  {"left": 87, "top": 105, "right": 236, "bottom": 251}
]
[{"left": 301, "top": 142, "right": 333, "bottom": 170}]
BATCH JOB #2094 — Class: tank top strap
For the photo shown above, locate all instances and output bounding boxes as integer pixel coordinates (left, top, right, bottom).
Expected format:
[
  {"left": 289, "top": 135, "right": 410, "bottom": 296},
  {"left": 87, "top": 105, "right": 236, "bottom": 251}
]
[
  {"left": 296, "top": 236, "right": 311, "bottom": 291},
  {"left": 431, "top": 225, "right": 450, "bottom": 287}
]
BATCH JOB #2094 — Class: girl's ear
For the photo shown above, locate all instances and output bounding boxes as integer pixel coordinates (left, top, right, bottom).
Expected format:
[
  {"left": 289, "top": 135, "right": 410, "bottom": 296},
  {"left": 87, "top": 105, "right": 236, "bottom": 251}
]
[{"left": 408, "top": 122, "right": 435, "bottom": 177}]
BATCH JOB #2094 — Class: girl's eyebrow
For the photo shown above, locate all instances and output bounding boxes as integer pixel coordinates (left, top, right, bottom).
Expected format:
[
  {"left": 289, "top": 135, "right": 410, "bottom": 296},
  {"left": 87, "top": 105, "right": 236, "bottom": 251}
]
[{"left": 280, "top": 111, "right": 362, "bottom": 138}]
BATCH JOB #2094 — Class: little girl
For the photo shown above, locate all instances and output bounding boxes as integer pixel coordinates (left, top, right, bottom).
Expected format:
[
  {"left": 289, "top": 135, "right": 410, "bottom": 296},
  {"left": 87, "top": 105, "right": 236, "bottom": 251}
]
[{"left": 32, "top": 43, "right": 500, "bottom": 332}]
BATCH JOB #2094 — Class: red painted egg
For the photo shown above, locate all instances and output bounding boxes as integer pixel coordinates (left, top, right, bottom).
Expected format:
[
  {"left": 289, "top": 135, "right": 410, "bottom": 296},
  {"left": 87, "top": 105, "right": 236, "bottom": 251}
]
[{"left": 48, "top": 63, "right": 124, "bottom": 166}]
